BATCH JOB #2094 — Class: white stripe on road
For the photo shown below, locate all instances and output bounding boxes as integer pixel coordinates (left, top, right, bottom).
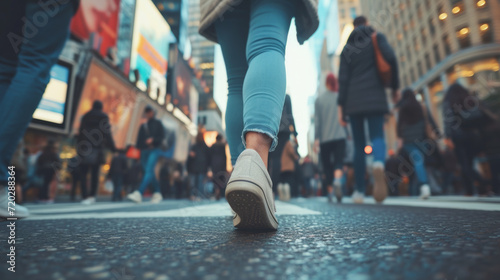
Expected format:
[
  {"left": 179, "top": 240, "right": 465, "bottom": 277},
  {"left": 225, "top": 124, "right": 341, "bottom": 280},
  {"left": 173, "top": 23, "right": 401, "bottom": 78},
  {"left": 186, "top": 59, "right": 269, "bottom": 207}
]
[{"left": 24, "top": 201, "right": 321, "bottom": 221}]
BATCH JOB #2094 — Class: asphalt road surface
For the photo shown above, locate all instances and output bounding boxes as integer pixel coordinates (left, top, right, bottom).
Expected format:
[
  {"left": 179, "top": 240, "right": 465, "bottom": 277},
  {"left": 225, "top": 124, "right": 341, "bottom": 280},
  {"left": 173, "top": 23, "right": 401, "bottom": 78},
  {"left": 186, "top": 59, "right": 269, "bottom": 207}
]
[{"left": 1, "top": 196, "right": 500, "bottom": 280}]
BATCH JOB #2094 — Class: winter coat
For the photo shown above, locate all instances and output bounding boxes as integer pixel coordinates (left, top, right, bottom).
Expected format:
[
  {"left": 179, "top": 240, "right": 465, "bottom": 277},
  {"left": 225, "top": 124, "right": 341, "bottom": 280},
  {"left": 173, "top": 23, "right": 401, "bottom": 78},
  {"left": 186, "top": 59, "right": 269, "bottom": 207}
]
[
  {"left": 338, "top": 26, "right": 400, "bottom": 116},
  {"left": 187, "top": 142, "right": 211, "bottom": 174},
  {"left": 136, "top": 118, "right": 165, "bottom": 150},
  {"left": 210, "top": 142, "right": 227, "bottom": 174},
  {"left": 77, "top": 109, "right": 116, "bottom": 151},
  {"left": 199, "top": 0, "right": 319, "bottom": 45}
]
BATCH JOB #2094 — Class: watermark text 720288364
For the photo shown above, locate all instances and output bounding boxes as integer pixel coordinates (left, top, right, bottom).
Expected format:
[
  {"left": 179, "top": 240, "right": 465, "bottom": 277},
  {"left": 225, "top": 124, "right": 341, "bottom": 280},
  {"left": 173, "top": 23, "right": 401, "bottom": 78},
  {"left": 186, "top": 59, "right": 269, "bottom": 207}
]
[{"left": 6, "top": 166, "right": 17, "bottom": 273}]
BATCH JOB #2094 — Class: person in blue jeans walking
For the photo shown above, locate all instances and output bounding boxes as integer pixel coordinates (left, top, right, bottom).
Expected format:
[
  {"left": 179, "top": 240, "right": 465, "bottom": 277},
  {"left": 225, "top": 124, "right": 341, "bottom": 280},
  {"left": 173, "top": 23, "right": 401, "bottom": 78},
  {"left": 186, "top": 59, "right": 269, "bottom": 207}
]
[
  {"left": 0, "top": 0, "right": 79, "bottom": 219},
  {"left": 127, "top": 106, "right": 165, "bottom": 204},
  {"left": 199, "top": 0, "right": 319, "bottom": 230},
  {"left": 396, "top": 89, "right": 434, "bottom": 199},
  {"left": 338, "top": 16, "right": 400, "bottom": 204}
]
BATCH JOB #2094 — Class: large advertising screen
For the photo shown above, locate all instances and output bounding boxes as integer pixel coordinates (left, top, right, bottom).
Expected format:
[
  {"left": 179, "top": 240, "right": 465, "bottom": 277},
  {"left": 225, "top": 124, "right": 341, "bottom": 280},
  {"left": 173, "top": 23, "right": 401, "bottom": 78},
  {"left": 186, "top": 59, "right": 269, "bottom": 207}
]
[
  {"left": 70, "top": 0, "right": 121, "bottom": 57},
  {"left": 30, "top": 60, "right": 74, "bottom": 134},
  {"left": 130, "top": 0, "right": 174, "bottom": 101},
  {"left": 172, "top": 55, "right": 192, "bottom": 119},
  {"left": 73, "top": 59, "right": 137, "bottom": 148}
]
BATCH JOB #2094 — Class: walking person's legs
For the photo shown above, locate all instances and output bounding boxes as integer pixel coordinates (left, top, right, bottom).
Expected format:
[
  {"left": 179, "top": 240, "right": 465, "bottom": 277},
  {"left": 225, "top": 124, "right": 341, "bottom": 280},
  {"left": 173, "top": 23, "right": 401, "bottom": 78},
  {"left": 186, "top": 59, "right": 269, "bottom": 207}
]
[
  {"left": 89, "top": 164, "right": 100, "bottom": 198},
  {"left": 216, "top": 0, "right": 295, "bottom": 230},
  {"left": 350, "top": 115, "right": 367, "bottom": 203},
  {"left": 367, "top": 114, "right": 387, "bottom": 202},
  {"left": 79, "top": 164, "right": 89, "bottom": 200},
  {"left": 404, "top": 143, "right": 430, "bottom": 199},
  {"left": 332, "top": 139, "right": 346, "bottom": 202},
  {"left": 320, "top": 141, "right": 334, "bottom": 199}
]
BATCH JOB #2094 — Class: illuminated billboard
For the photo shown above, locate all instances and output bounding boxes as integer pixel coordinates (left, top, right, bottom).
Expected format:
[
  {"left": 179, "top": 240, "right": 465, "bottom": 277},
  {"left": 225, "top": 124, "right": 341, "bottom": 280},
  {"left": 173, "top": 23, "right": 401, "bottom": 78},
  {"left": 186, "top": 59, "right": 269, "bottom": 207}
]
[{"left": 130, "top": 0, "right": 175, "bottom": 102}]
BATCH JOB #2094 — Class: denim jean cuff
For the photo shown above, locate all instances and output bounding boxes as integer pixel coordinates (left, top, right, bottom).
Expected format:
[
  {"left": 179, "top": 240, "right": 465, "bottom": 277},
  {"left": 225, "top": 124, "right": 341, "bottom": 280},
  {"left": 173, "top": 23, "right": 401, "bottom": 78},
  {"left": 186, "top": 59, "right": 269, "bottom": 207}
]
[{"left": 242, "top": 126, "right": 278, "bottom": 152}]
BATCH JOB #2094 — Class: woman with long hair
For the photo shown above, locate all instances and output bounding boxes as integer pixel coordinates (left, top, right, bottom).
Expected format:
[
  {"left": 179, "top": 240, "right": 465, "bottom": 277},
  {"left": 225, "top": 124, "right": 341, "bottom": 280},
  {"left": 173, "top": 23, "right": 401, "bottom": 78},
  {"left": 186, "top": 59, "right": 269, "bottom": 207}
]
[
  {"left": 199, "top": 0, "right": 319, "bottom": 230},
  {"left": 396, "top": 89, "right": 431, "bottom": 199}
]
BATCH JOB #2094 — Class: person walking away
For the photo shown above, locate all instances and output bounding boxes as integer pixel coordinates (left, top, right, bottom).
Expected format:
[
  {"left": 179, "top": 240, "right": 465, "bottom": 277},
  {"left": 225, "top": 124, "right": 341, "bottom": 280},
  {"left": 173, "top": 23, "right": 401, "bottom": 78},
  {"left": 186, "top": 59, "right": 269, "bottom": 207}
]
[
  {"left": 108, "top": 149, "right": 128, "bottom": 201},
  {"left": 210, "top": 134, "right": 228, "bottom": 200},
  {"left": 338, "top": 16, "right": 400, "bottom": 204},
  {"left": 187, "top": 133, "right": 211, "bottom": 200},
  {"left": 35, "top": 140, "right": 61, "bottom": 203},
  {"left": 0, "top": 0, "right": 80, "bottom": 219},
  {"left": 300, "top": 156, "right": 318, "bottom": 197},
  {"left": 278, "top": 138, "right": 299, "bottom": 201},
  {"left": 269, "top": 94, "right": 297, "bottom": 195},
  {"left": 199, "top": 0, "right": 318, "bottom": 230},
  {"left": 77, "top": 100, "right": 116, "bottom": 205},
  {"left": 127, "top": 106, "right": 165, "bottom": 203},
  {"left": 442, "top": 84, "right": 490, "bottom": 196},
  {"left": 396, "top": 89, "right": 435, "bottom": 199},
  {"left": 314, "top": 73, "right": 347, "bottom": 203}
]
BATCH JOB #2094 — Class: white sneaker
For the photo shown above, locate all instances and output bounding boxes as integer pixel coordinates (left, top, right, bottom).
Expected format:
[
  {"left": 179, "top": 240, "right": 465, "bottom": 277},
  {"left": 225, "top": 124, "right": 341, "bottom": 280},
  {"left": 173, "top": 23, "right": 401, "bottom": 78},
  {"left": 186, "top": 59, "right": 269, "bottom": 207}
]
[
  {"left": 352, "top": 190, "right": 364, "bottom": 204},
  {"left": 81, "top": 197, "right": 96, "bottom": 205},
  {"left": 225, "top": 149, "right": 278, "bottom": 230},
  {"left": 420, "top": 184, "right": 431, "bottom": 200},
  {"left": 151, "top": 192, "right": 163, "bottom": 204},
  {"left": 0, "top": 188, "right": 29, "bottom": 219},
  {"left": 372, "top": 161, "right": 387, "bottom": 203},
  {"left": 127, "top": 191, "right": 142, "bottom": 203}
]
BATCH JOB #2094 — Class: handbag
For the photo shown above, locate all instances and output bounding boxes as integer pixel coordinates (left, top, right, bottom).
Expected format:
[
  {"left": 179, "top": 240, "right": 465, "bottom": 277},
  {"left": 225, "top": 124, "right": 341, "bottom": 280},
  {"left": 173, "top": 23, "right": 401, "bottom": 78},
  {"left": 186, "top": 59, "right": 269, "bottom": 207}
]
[{"left": 371, "top": 32, "right": 392, "bottom": 87}]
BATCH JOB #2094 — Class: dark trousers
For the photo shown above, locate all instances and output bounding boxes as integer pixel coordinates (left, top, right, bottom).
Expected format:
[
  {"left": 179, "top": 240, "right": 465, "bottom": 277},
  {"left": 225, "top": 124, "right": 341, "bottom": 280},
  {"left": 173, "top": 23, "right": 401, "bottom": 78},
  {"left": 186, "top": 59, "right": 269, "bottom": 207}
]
[
  {"left": 38, "top": 169, "right": 54, "bottom": 200},
  {"left": 112, "top": 174, "right": 123, "bottom": 201},
  {"left": 269, "top": 132, "right": 290, "bottom": 194},
  {"left": 489, "top": 156, "right": 500, "bottom": 195},
  {"left": 453, "top": 136, "right": 481, "bottom": 195},
  {"left": 80, "top": 164, "right": 100, "bottom": 198},
  {"left": 320, "top": 139, "right": 346, "bottom": 195},
  {"left": 70, "top": 174, "right": 86, "bottom": 201}
]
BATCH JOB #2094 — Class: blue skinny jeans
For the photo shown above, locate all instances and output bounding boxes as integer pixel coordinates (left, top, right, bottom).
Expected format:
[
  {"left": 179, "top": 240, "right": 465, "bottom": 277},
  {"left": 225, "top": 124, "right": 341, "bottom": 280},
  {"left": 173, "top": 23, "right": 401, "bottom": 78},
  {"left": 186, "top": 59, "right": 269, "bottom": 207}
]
[
  {"left": 215, "top": 0, "right": 295, "bottom": 165},
  {"left": 138, "top": 148, "right": 162, "bottom": 194},
  {"left": 350, "top": 114, "right": 386, "bottom": 193},
  {"left": 403, "top": 143, "right": 429, "bottom": 186}
]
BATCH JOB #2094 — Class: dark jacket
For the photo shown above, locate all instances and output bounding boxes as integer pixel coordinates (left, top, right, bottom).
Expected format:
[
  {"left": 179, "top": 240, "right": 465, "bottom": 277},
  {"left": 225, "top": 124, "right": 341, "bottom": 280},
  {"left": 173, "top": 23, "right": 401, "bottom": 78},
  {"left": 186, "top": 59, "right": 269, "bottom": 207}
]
[
  {"left": 36, "top": 151, "right": 60, "bottom": 175},
  {"left": 338, "top": 26, "right": 399, "bottom": 116},
  {"left": 187, "top": 142, "right": 211, "bottom": 174},
  {"left": 397, "top": 120, "right": 426, "bottom": 144},
  {"left": 136, "top": 118, "right": 165, "bottom": 150},
  {"left": 77, "top": 109, "right": 116, "bottom": 151},
  {"left": 279, "top": 94, "right": 297, "bottom": 135},
  {"left": 210, "top": 142, "right": 227, "bottom": 174}
]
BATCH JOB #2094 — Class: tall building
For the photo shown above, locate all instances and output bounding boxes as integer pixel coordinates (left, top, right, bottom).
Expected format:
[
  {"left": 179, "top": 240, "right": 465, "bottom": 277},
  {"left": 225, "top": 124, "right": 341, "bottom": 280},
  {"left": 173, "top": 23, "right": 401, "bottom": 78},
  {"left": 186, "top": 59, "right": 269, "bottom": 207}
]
[
  {"left": 360, "top": 0, "right": 500, "bottom": 129},
  {"left": 187, "top": 0, "right": 215, "bottom": 100},
  {"left": 338, "top": 0, "right": 362, "bottom": 32}
]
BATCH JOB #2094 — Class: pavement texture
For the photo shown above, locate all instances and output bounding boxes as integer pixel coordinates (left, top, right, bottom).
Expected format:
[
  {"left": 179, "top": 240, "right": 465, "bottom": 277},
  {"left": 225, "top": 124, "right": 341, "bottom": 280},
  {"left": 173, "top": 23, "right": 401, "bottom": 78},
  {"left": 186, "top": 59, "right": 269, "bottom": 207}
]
[{"left": 1, "top": 196, "right": 500, "bottom": 280}]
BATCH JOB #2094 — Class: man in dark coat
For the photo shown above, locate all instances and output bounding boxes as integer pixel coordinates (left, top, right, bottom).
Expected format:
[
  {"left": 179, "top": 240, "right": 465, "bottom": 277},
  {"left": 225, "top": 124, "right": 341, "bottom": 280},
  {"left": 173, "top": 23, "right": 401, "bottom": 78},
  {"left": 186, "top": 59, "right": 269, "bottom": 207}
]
[
  {"left": 338, "top": 16, "right": 400, "bottom": 204},
  {"left": 127, "top": 106, "right": 165, "bottom": 203},
  {"left": 77, "top": 100, "right": 116, "bottom": 205},
  {"left": 210, "top": 134, "right": 228, "bottom": 200}
]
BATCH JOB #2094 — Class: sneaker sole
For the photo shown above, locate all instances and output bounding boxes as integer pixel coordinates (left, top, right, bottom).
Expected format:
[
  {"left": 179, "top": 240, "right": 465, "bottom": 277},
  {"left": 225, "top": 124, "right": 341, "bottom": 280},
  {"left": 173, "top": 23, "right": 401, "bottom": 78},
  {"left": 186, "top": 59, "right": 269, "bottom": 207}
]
[
  {"left": 226, "top": 180, "right": 278, "bottom": 231},
  {"left": 372, "top": 167, "right": 387, "bottom": 203}
]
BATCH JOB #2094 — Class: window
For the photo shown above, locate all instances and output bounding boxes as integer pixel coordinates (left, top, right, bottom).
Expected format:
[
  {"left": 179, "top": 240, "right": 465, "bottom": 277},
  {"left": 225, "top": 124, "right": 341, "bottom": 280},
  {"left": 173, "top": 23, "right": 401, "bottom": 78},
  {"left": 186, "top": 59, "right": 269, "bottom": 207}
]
[
  {"left": 451, "top": 1, "right": 465, "bottom": 16},
  {"left": 421, "top": 28, "right": 427, "bottom": 47},
  {"left": 429, "top": 18, "right": 436, "bottom": 35},
  {"left": 417, "top": 62, "right": 423, "bottom": 78},
  {"left": 456, "top": 26, "right": 471, "bottom": 49},
  {"left": 433, "top": 44, "right": 441, "bottom": 64},
  {"left": 414, "top": 37, "right": 420, "bottom": 51},
  {"left": 409, "top": 68, "right": 416, "bottom": 84},
  {"left": 479, "top": 21, "right": 493, "bottom": 43},
  {"left": 443, "top": 34, "right": 452, "bottom": 55}
]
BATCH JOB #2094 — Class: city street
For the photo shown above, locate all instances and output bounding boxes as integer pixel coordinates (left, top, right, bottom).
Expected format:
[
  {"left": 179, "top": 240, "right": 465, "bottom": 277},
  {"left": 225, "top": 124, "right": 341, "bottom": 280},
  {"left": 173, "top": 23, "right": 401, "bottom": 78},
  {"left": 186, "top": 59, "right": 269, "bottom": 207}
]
[{"left": 1, "top": 197, "right": 500, "bottom": 280}]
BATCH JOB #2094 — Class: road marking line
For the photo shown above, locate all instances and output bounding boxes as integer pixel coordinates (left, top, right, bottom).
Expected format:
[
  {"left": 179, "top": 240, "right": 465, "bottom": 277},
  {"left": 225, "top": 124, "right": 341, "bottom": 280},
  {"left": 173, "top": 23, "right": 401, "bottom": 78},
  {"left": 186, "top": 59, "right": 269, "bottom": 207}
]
[{"left": 23, "top": 201, "right": 321, "bottom": 220}]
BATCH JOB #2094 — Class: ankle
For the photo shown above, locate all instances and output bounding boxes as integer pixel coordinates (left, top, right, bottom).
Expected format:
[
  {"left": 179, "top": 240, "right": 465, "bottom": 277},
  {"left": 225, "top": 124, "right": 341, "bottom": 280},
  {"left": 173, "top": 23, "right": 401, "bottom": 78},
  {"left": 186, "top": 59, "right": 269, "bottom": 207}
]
[{"left": 245, "top": 132, "right": 271, "bottom": 167}]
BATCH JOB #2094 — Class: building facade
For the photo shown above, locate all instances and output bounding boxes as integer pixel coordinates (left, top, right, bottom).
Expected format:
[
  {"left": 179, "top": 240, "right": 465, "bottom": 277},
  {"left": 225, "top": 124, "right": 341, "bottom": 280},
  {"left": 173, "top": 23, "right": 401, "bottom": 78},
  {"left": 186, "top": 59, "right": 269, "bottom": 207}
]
[{"left": 360, "top": 0, "right": 500, "bottom": 131}]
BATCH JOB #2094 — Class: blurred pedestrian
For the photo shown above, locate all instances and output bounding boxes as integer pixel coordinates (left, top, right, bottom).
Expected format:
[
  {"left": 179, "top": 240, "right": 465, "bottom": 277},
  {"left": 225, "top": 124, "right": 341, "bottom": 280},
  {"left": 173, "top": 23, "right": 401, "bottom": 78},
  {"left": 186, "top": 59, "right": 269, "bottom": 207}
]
[
  {"left": 210, "top": 134, "right": 228, "bottom": 200},
  {"left": 0, "top": 0, "right": 79, "bottom": 218},
  {"left": 108, "top": 150, "right": 128, "bottom": 201},
  {"left": 127, "top": 106, "right": 165, "bottom": 203},
  {"left": 384, "top": 149, "right": 400, "bottom": 196},
  {"left": 396, "top": 89, "right": 434, "bottom": 199},
  {"left": 301, "top": 156, "right": 318, "bottom": 197},
  {"left": 77, "top": 100, "right": 116, "bottom": 205},
  {"left": 125, "top": 158, "right": 143, "bottom": 194},
  {"left": 270, "top": 94, "right": 297, "bottom": 195},
  {"left": 338, "top": 16, "right": 400, "bottom": 203},
  {"left": 187, "top": 133, "right": 211, "bottom": 200},
  {"left": 278, "top": 138, "right": 299, "bottom": 201},
  {"left": 441, "top": 147, "right": 459, "bottom": 195},
  {"left": 200, "top": 0, "right": 319, "bottom": 230},
  {"left": 35, "top": 140, "right": 61, "bottom": 203},
  {"left": 314, "top": 73, "right": 347, "bottom": 203},
  {"left": 442, "top": 83, "right": 489, "bottom": 196}
]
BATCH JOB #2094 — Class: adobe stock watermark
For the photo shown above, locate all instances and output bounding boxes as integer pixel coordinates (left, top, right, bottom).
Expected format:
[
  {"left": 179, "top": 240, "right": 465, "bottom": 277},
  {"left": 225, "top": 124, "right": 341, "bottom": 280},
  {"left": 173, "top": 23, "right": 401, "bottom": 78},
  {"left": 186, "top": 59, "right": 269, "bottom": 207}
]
[{"left": 8, "top": 0, "right": 74, "bottom": 54}]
